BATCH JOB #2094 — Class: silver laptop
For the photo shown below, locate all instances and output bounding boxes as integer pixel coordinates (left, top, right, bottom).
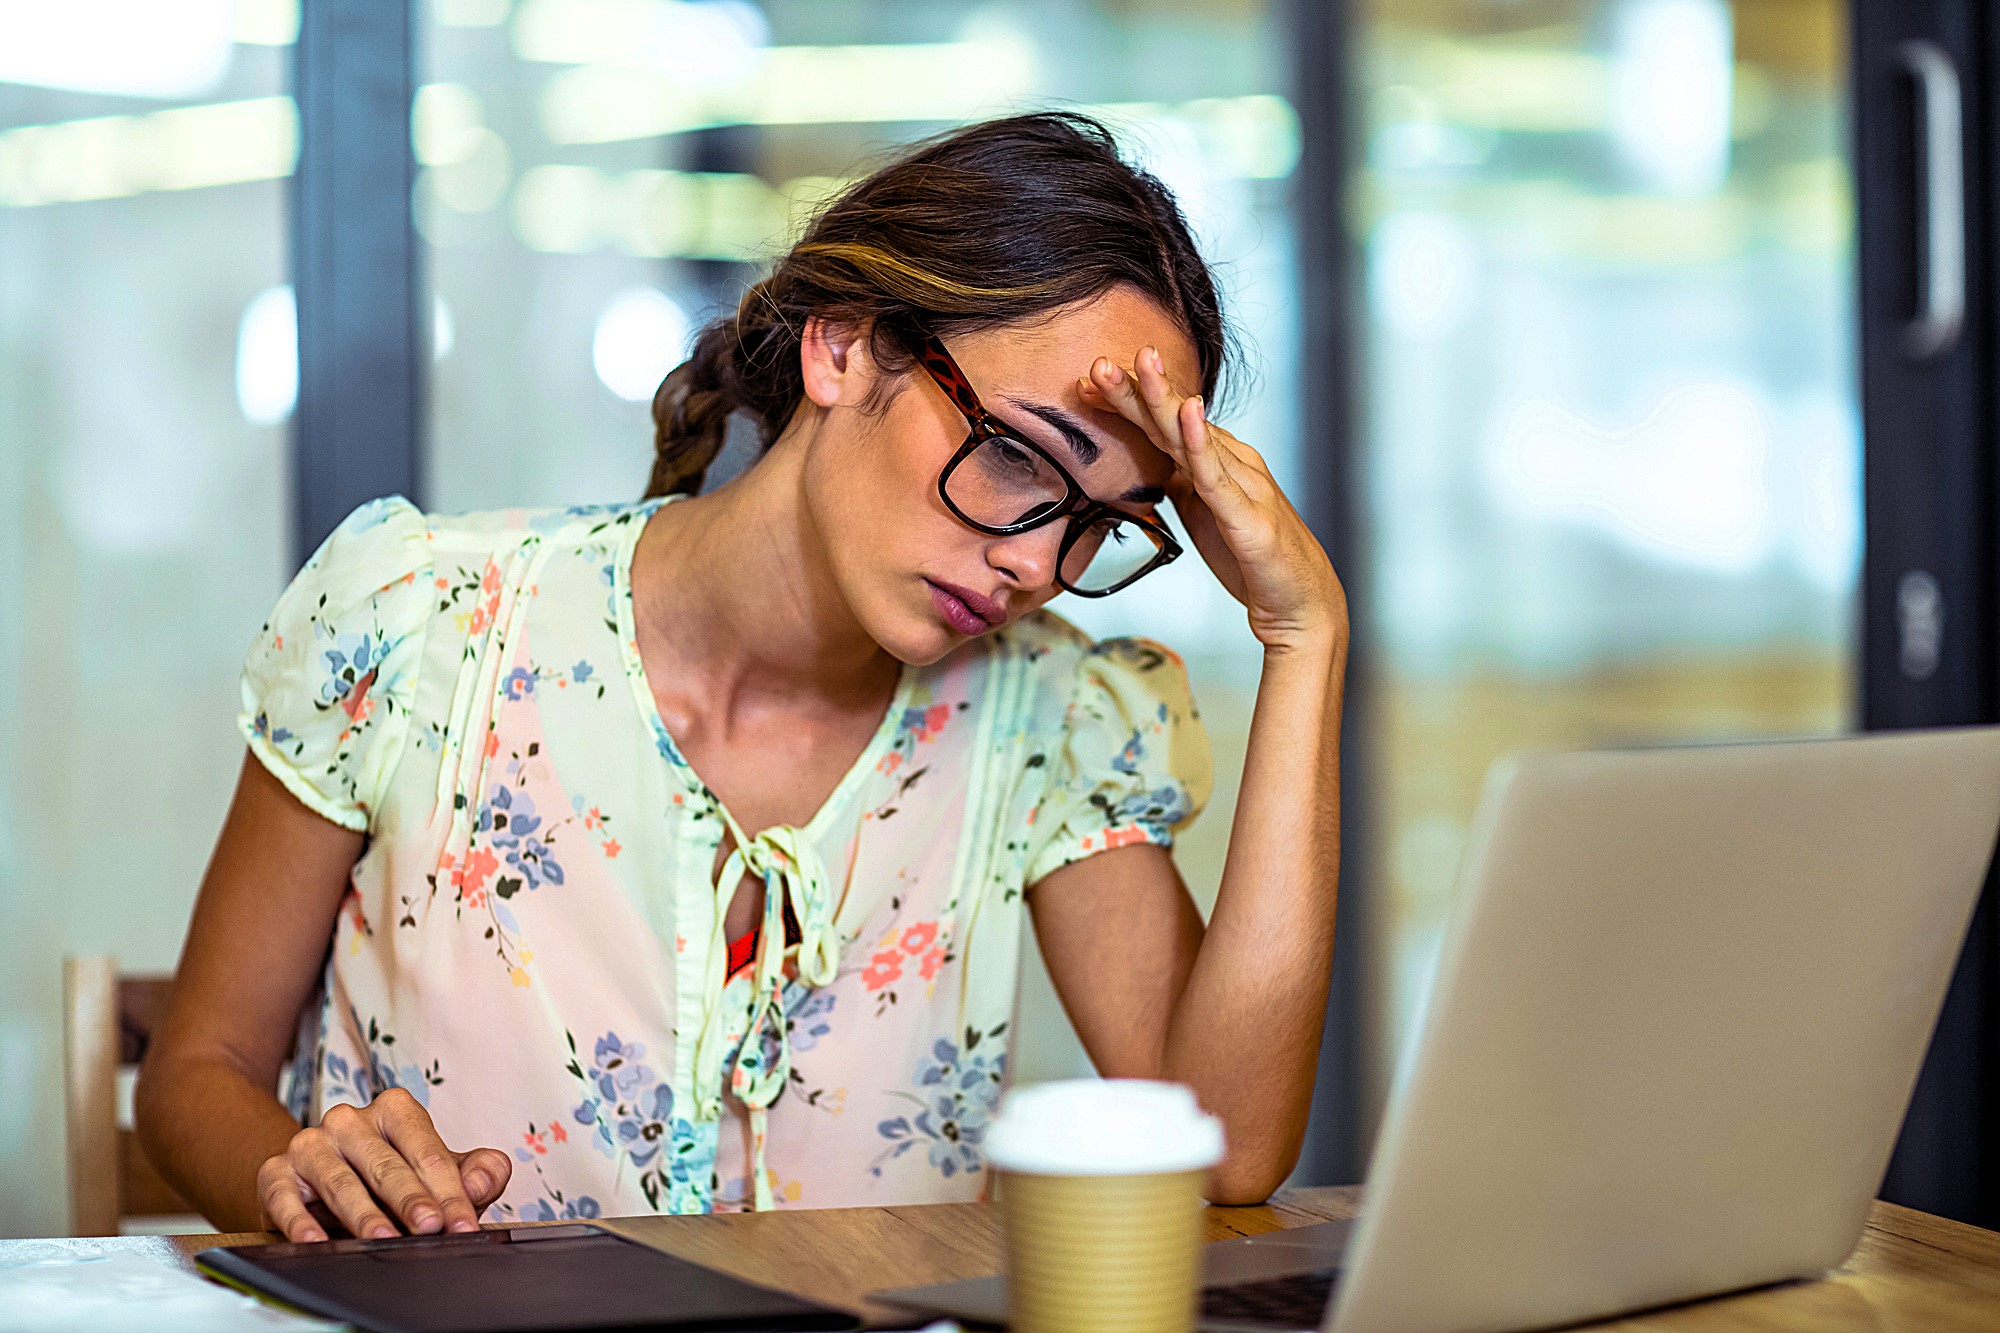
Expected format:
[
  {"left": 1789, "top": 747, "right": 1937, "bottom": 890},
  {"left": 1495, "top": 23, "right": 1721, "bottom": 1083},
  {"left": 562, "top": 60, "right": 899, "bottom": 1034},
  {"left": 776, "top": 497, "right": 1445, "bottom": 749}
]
[{"left": 878, "top": 727, "right": 2000, "bottom": 1332}]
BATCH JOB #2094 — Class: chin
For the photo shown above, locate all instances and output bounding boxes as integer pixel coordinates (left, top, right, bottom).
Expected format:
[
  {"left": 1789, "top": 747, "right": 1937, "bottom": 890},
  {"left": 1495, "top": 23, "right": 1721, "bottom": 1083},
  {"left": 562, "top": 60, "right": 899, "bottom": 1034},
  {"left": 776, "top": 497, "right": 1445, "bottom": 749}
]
[
  {"left": 856, "top": 589, "right": 982, "bottom": 667},
  {"left": 873, "top": 619, "right": 966, "bottom": 668}
]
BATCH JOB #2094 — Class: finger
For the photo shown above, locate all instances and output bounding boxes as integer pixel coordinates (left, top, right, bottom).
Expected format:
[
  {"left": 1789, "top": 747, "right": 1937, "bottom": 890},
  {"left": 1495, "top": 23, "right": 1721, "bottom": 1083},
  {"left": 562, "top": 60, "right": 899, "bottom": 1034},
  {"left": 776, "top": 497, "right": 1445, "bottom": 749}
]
[
  {"left": 375, "top": 1093, "right": 481, "bottom": 1233},
  {"left": 1132, "top": 346, "right": 1196, "bottom": 454},
  {"left": 258, "top": 1158, "right": 327, "bottom": 1243},
  {"left": 1180, "top": 399, "right": 1241, "bottom": 502},
  {"left": 1081, "top": 360, "right": 1188, "bottom": 469},
  {"left": 455, "top": 1146, "right": 515, "bottom": 1214},
  {"left": 291, "top": 1125, "right": 400, "bottom": 1239},
  {"left": 335, "top": 1122, "right": 446, "bottom": 1235}
]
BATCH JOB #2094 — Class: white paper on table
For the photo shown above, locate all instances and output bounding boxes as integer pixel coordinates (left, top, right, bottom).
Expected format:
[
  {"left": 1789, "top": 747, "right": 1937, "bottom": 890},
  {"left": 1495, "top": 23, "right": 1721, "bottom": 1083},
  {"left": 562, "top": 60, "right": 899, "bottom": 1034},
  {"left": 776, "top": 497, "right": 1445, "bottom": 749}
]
[{"left": 0, "top": 1250, "right": 345, "bottom": 1333}]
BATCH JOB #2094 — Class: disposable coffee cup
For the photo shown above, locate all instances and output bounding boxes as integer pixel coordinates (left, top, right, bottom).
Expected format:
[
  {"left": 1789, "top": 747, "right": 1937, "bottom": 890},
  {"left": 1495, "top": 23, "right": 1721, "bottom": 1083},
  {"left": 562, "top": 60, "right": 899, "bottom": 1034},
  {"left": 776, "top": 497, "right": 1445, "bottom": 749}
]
[{"left": 984, "top": 1079, "right": 1225, "bottom": 1333}]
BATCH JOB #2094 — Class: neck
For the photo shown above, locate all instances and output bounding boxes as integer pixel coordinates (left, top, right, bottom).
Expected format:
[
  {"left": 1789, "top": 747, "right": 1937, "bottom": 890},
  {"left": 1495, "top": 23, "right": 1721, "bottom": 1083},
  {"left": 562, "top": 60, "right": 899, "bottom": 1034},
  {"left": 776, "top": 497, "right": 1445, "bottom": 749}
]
[{"left": 629, "top": 421, "right": 896, "bottom": 714}]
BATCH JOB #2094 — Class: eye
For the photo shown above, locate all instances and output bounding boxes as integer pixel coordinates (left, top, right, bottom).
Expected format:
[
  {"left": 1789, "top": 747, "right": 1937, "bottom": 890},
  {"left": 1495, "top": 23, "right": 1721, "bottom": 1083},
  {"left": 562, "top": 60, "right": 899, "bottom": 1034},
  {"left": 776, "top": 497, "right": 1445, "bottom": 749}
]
[{"left": 987, "top": 438, "right": 1039, "bottom": 473}]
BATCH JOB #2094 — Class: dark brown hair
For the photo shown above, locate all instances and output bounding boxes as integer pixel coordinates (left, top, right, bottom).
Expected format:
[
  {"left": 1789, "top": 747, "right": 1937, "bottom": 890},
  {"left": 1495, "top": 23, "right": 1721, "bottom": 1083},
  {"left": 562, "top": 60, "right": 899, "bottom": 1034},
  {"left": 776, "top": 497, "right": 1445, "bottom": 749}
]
[{"left": 645, "top": 111, "right": 1230, "bottom": 497}]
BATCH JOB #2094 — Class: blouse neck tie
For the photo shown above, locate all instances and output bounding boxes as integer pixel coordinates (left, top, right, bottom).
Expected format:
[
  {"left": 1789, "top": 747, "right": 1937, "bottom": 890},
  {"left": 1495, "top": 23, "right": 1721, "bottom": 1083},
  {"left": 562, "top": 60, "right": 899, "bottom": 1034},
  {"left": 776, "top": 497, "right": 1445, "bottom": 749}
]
[{"left": 690, "top": 810, "right": 843, "bottom": 1211}]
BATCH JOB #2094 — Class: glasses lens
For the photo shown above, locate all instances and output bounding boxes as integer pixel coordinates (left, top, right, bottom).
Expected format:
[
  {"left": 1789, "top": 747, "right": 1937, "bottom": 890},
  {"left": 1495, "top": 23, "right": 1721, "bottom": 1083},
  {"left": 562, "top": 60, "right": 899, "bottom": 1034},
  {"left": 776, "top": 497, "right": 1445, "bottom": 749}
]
[
  {"left": 944, "top": 434, "right": 1070, "bottom": 529},
  {"left": 1062, "top": 514, "right": 1166, "bottom": 593}
]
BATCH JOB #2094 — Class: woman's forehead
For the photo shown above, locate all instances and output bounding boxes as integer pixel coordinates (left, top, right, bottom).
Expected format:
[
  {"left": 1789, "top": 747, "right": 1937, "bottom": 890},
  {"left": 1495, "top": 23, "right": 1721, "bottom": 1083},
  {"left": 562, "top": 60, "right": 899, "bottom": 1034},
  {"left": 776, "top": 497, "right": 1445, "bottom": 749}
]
[{"left": 947, "top": 295, "right": 1195, "bottom": 491}]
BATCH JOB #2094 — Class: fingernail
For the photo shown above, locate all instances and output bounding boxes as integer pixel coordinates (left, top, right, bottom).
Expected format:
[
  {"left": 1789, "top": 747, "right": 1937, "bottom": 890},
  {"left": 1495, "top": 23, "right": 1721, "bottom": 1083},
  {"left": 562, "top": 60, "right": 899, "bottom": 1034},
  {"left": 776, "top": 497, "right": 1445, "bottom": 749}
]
[
  {"left": 368, "top": 1223, "right": 397, "bottom": 1240},
  {"left": 412, "top": 1208, "right": 441, "bottom": 1233},
  {"left": 300, "top": 1227, "right": 326, "bottom": 1243},
  {"left": 448, "top": 1218, "right": 479, "bottom": 1234},
  {"left": 464, "top": 1169, "right": 492, "bottom": 1196}
]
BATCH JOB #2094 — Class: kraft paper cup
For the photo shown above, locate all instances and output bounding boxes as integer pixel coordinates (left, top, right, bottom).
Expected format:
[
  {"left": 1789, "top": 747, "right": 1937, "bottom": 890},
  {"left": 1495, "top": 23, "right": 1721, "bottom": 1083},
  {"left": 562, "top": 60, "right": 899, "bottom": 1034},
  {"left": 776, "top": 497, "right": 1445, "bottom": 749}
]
[{"left": 985, "top": 1080, "right": 1225, "bottom": 1333}]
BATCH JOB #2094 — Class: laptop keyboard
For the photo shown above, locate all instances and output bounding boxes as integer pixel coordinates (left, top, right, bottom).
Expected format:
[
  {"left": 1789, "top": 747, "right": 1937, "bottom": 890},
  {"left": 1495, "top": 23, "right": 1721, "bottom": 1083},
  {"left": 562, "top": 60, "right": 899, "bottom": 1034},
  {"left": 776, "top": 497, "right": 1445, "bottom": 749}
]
[{"left": 1199, "top": 1267, "right": 1339, "bottom": 1329}]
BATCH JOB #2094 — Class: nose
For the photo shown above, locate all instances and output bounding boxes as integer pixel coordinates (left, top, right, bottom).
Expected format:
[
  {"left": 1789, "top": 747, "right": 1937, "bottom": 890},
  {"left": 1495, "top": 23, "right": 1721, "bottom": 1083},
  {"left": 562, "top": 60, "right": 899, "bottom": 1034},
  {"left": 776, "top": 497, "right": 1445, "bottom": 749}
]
[{"left": 986, "top": 522, "right": 1066, "bottom": 592}]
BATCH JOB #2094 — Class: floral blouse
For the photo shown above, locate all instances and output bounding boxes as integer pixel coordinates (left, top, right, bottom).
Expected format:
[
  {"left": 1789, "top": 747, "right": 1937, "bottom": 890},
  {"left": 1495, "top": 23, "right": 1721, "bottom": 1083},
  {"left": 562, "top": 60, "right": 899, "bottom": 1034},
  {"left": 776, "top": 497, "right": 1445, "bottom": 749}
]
[{"left": 240, "top": 496, "right": 1211, "bottom": 1219}]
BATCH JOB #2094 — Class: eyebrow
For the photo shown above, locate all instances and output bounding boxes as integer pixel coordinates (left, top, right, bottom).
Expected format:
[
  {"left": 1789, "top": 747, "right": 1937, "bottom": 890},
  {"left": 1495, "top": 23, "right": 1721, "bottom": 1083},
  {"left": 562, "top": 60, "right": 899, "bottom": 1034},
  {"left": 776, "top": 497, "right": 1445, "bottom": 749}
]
[{"left": 998, "top": 395, "right": 1166, "bottom": 506}]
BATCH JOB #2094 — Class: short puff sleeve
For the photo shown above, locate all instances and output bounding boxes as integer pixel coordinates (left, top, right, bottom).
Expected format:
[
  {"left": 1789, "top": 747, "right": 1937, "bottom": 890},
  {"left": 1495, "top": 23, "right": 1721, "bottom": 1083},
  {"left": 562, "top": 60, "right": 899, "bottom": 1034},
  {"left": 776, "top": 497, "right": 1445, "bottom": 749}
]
[
  {"left": 238, "top": 496, "right": 433, "bottom": 831},
  {"left": 1025, "top": 638, "right": 1213, "bottom": 886}
]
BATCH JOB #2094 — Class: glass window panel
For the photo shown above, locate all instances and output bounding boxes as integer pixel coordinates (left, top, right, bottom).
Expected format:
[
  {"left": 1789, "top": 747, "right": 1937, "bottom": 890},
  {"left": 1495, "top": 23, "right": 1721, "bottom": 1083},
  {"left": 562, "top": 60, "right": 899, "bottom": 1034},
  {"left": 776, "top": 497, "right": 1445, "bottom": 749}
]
[
  {"left": 1356, "top": 0, "right": 1857, "bottom": 1124},
  {"left": 420, "top": 0, "right": 1301, "bottom": 1086},
  {"left": 0, "top": 3, "right": 294, "bottom": 1234}
]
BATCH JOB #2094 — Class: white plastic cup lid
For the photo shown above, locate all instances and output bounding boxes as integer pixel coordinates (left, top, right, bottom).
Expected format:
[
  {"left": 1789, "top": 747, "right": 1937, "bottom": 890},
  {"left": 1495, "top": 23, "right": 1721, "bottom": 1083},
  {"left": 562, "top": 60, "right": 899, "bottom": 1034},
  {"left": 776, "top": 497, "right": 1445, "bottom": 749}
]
[{"left": 983, "top": 1078, "right": 1226, "bottom": 1176}]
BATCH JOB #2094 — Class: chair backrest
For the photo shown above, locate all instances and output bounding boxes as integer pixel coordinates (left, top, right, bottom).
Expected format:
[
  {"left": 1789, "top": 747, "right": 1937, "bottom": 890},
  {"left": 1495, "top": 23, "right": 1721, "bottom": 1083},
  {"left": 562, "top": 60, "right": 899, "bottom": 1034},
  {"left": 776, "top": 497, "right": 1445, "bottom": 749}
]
[{"left": 62, "top": 955, "right": 194, "bottom": 1235}]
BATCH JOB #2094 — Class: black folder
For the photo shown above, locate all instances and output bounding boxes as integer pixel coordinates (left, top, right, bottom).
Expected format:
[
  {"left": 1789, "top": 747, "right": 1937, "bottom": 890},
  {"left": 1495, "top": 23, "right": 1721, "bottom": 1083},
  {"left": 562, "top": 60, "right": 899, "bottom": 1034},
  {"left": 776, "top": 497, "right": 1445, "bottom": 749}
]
[{"left": 196, "top": 1223, "right": 861, "bottom": 1332}]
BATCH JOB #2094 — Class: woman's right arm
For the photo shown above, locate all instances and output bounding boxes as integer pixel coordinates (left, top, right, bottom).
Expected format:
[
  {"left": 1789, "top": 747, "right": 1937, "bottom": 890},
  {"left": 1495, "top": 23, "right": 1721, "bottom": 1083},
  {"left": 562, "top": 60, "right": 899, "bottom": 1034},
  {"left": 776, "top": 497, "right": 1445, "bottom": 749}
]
[{"left": 135, "top": 753, "right": 512, "bottom": 1239}]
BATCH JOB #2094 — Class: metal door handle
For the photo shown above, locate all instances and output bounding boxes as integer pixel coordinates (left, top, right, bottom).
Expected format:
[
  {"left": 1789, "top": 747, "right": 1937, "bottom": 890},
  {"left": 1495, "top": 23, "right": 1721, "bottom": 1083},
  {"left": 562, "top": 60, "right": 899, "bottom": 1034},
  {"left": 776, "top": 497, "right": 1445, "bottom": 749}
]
[{"left": 1898, "top": 40, "right": 1964, "bottom": 360}]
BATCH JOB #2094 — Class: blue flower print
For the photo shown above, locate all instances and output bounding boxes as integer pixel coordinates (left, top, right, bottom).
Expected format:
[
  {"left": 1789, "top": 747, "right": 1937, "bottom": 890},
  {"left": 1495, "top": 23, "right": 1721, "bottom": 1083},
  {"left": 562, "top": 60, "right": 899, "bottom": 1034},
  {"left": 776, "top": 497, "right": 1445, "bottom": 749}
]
[
  {"left": 321, "top": 1015, "right": 442, "bottom": 1110},
  {"left": 318, "top": 631, "right": 391, "bottom": 709},
  {"left": 785, "top": 985, "right": 836, "bottom": 1053},
  {"left": 502, "top": 666, "right": 537, "bottom": 700},
  {"left": 1113, "top": 728, "right": 1146, "bottom": 776},
  {"left": 871, "top": 1025, "right": 1007, "bottom": 1181},
  {"left": 588, "top": 1032, "right": 655, "bottom": 1101},
  {"left": 617, "top": 1083, "right": 678, "bottom": 1168},
  {"left": 527, "top": 1194, "right": 601, "bottom": 1221},
  {"left": 478, "top": 784, "right": 566, "bottom": 891},
  {"left": 251, "top": 710, "right": 294, "bottom": 748},
  {"left": 571, "top": 659, "right": 594, "bottom": 684},
  {"left": 1111, "top": 783, "right": 1193, "bottom": 830},
  {"left": 567, "top": 1029, "right": 709, "bottom": 1211}
]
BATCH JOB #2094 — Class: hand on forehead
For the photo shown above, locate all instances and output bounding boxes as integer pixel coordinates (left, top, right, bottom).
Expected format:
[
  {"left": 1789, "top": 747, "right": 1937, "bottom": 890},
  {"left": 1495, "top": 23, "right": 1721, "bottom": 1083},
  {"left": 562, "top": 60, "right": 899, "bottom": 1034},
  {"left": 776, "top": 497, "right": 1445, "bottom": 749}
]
[{"left": 949, "top": 288, "right": 1198, "bottom": 496}]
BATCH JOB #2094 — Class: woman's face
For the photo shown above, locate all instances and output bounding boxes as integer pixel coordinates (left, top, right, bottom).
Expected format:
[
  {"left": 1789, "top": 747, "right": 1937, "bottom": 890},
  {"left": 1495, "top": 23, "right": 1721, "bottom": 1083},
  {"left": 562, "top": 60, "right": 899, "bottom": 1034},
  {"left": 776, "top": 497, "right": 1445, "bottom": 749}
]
[{"left": 803, "top": 286, "right": 1200, "bottom": 666}]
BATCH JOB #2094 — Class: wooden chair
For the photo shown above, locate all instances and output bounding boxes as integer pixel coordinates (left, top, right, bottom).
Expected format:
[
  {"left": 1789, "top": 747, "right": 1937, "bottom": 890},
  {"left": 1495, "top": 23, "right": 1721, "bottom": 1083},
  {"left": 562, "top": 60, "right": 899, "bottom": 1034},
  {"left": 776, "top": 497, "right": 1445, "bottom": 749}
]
[{"left": 62, "top": 955, "right": 197, "bottom": 1235}]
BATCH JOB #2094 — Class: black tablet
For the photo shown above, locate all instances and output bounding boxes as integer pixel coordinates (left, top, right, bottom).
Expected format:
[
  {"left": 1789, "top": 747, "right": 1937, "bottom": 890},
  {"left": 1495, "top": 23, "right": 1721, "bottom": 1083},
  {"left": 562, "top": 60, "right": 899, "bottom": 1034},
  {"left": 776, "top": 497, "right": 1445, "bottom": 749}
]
[{"left": 196, "top": 1223, "right": 861, "bottom": 1333}]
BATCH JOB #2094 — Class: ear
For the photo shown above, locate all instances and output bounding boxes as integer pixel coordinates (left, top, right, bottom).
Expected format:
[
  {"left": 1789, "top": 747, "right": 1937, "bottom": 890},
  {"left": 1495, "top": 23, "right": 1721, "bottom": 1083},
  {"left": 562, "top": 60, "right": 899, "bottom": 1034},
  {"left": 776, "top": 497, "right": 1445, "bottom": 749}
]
[{"left": 799, "top": 316, "right": 876, "bottom": 409}]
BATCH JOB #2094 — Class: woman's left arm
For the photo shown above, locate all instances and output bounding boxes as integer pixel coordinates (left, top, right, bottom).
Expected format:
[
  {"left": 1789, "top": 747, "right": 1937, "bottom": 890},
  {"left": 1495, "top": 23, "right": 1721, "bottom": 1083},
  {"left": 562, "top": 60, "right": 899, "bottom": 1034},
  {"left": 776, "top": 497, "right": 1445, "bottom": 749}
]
[{"left": 1026, "top": 346, "right": 1348, "bottom": 1205}]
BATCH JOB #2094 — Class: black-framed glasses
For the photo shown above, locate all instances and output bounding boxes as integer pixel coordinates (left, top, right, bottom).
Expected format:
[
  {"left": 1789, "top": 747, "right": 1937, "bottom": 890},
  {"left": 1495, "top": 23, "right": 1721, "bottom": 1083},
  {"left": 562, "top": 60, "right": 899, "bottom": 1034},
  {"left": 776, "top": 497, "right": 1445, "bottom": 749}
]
[{"left": 912, "top": 332, "right": 1182, "bottom": 597}]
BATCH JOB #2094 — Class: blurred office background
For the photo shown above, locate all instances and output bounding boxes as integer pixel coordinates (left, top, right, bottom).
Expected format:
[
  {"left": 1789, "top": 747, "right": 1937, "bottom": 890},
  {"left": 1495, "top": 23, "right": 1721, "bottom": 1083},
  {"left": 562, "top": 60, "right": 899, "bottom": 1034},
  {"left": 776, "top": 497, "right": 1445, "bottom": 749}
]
[{"left": 5, "top": 0, "right": 1990, "bottom": 1238}]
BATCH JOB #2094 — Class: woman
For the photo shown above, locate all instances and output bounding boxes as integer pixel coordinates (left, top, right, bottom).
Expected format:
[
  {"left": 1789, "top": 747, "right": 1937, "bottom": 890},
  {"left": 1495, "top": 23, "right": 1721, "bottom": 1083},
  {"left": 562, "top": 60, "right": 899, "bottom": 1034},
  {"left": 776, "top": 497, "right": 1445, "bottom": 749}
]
[{"left": 136, "top": 112, "right": 1347, "bottom": 1240}]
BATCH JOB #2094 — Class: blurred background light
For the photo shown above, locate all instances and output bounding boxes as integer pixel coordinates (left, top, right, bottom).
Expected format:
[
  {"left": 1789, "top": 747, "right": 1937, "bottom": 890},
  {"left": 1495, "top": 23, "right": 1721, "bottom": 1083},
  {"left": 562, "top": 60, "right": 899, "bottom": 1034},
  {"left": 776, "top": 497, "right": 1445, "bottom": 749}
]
[
  {"left": 233, "top": 0, "right": 300, "bottom": 47},
  {"left": 514, "top": 0, "right": 770, "bottom": 84},
  {"left": 236, "top": 284, "right": 297, "bottom": 426},
  {"left": 0, "top": 97, "right": 297, "bottom": 208},
  {"left": 0, "top": 0, "right": 235, "bottom": 98},
  {"left": 235, "top": 287, "right": 455, "bottom": 426},
  {"left": 593, "top": 288, "right": 694, "bottom": 402},
  {"left": 1369, "top": 211, "right": 1480, "bottom": 338},
  {"left": 538, "top": 39, "right": 1037, "bottom": 142},
  {"left": 436, "top": 0, "right": 514, "bottom": 27},
  {"left": 1609, "top": 0, "right": 1734, "bottom": 194},
  {"left": 1488, "top": 382, "right": 1778, "bottom": 574},
  {"left": 433, "top": 295, "right": 456, "bottom": 364}
]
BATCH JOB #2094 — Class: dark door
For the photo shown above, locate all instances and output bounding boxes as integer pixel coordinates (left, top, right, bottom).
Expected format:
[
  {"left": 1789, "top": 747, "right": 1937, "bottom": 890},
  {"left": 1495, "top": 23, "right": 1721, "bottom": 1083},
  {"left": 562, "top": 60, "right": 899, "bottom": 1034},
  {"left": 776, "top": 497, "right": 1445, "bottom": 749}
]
[{"left": 1852, "top": 0, "right": 1999, "bottom": 1227}]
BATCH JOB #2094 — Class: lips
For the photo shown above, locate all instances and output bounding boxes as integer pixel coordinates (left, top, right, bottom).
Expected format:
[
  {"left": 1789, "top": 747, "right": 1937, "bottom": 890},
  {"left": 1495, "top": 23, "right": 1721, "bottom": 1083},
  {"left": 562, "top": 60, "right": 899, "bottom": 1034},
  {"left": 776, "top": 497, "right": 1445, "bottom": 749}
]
[{"left": 926, "top": 579, "right": 1005, "bottom": 635}]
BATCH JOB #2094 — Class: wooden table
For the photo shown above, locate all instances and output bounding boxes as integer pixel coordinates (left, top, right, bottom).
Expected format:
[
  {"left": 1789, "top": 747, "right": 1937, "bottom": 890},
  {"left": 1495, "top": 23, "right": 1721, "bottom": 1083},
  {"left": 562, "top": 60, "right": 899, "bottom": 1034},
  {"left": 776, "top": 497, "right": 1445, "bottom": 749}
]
[{"left": 6, "top": 1187, "right": 1999, "bottom": 1329}]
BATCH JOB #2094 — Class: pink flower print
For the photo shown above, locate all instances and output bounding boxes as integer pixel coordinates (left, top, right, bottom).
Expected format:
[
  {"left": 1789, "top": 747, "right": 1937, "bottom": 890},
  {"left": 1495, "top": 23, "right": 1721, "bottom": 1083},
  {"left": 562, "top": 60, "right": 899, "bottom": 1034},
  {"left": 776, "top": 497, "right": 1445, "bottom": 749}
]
[
  {"left": 603, "top": 839, "right": 622, "bottom": 858},
  {"left": 339, "top": 668, "right": 377, "bottom": 723},
  {"left": 919, "top": 946, "right": 946, "bottom": 981},
  {"left": 454, "top": 845, "right": 500, "bottom": 896},
  {"left": 551, "top": 1120, "right": 567, "bottom": 1145},
  {"left": 878, "top": 750, "right": 903, "bottom": 776},
  {"left": 523, "top": 1127, "right": 549, "bottom": 1155},
  {"left": 861, "top": 949, "right": 904, "bottom": 992},
  {"left": 584, "top": 806, "right": 604, "bottom": 830},
  {"left": 1101, "top": 825, "right": 1152, "bottom": 851},
  {"left": 920, "top": 703, "right": 950, "bottom": 741},
  {"left": 435, "top": 575, "right": 449, "bottom": 589},
  {"left": 899, "top": 922, "right": 938, "bottom": 955},
  {"left": 483, "top": 730, "right": 500, "bottom": 759},
  {"left": 480, "top": 561, "right": 502, "bottom": 595}
]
